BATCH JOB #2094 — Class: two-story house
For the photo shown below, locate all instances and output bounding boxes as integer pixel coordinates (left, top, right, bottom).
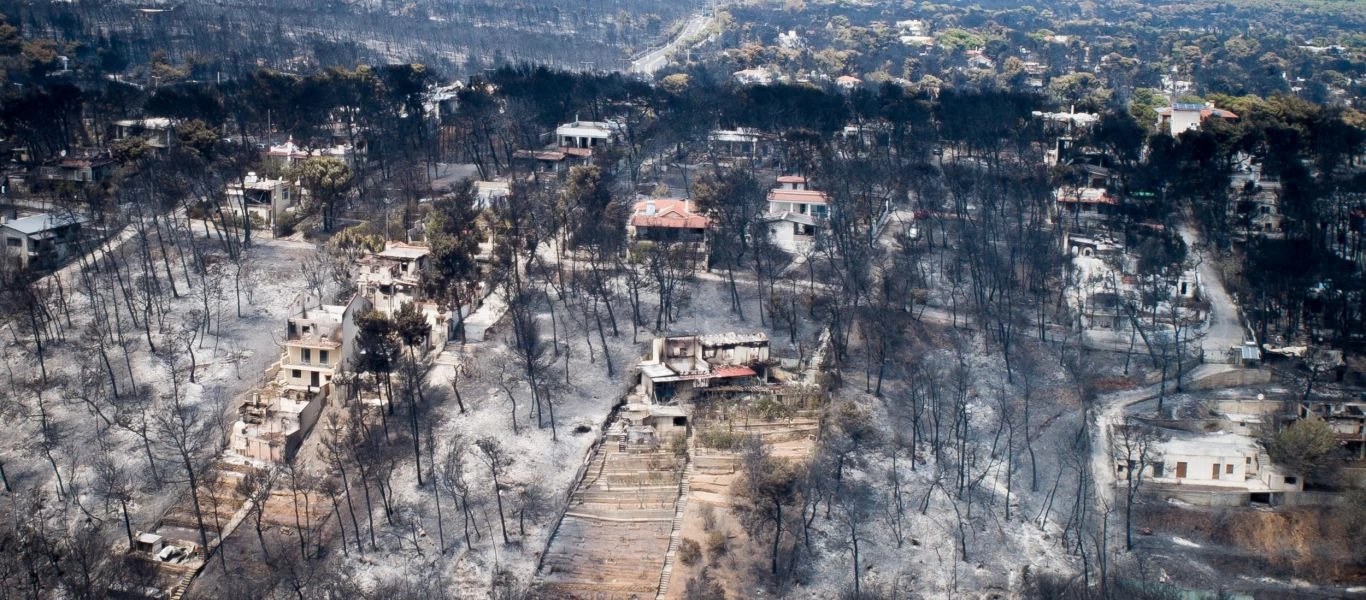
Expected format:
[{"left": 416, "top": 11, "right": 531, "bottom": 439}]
[
  {"left": 224, "top": 172, "right": 295, "bottom": 233},
  {"left": 1156, "top": 102, "right": 1238, "bottom": 135},
  {"left": 638, "top": 332, "right": 770, "bottom": 403},
  {"left": 281, "top": 294, "right": 369, "bottom": 391},
  {"left": 765, "top": 176, "right": 829, "bottom": 253}
]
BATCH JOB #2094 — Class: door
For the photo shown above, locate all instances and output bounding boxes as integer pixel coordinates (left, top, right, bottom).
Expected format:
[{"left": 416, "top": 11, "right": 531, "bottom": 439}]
[
  {"left": 1175, "top": 462, "right": 1187, "bottom": 478},
  {"left": 311, "top": 371, "right": 320, "bottom": 388},
  {"left": 1212, "top": 464, "right": 1221, "bottom": 479}
]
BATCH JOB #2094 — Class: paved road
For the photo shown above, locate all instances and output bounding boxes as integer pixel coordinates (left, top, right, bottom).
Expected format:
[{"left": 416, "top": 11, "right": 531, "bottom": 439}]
[
  {"left": 1178, "top": 221, "right": 1246, "bottom": 355},
  {"left": 1087, "top": 363, "right": 1238, "bottom": 512},
  {"left": 630, "top": 14, "right": 710, "bottom": 75}
]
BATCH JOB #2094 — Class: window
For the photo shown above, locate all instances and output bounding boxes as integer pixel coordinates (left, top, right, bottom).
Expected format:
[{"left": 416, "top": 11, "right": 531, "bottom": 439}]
[
  {"left": 319, "top": 350, "right": 329, "bottom": 365},
  {"left": 1246, "top": 457, "right": 1251, "bottom": 464},
  {"left": 1284, "top": 476, "right": 1297, "bottom": 485},
  {"left": 1175, "top": 462, "right": 1187, "bottom": 478},
  {"left": 292, "top": 369, "right": 302, "bottom": 379},
  {"left": 302, "top": 348, "right": 311, "bottom": 363},
  {"left": 5, "top": 237, "right": 19, "bottom": 247},
  {"left": 1212, "top": 464, "right": 1221, "bottom": 479},
  {"left": 1226, "top": 464, "right": 1234, "bottom": 475},
  {"left": 672, "top": 416, "right": 687, "bottom": 426}
]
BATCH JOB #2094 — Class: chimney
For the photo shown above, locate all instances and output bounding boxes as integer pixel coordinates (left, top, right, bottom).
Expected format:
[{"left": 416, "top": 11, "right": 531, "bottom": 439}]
[{"left": 645, "top": 201, "right": 656, "bottom": 216}]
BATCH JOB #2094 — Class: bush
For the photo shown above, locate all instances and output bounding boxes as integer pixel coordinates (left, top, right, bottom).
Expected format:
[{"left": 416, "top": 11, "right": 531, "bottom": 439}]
[
  {"left": 696, "top": 429, "right": 746, "bottom": 450},
  {"left": 670, "top": 433, "right": 689, "bottom": 457},
  {"left": 275, "top": 210, "right": 301, "bottom": 236},
  {"left": 705, "top": 531, "right": 728, "bottom": 561},
  {"left": 678, "top": 538, "right": 701, "bottom": 566}
]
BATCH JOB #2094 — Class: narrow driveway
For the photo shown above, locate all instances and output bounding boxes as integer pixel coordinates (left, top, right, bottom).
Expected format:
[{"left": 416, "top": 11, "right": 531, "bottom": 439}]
[{"left": 1178, "top": 221, "right": 1245, "bottom": 356}]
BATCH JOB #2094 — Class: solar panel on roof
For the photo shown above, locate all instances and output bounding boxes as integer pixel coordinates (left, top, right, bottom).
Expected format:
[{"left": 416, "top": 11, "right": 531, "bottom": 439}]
[{"left": 1173, "top": 102, "right": 1205, "bottom": 111}]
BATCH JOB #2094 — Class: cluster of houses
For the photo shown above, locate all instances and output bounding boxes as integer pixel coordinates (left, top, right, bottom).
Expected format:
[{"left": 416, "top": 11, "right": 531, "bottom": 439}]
[
  {"left": 228, "top": 240, "right": 453, "bottom": 463},
  {"left": 1043, "top": 105, "right": 1246, "bottom": 342}
]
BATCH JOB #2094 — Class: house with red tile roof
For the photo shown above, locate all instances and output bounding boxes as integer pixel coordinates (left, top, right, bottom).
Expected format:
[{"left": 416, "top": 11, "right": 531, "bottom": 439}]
[{"left": 628, "top": 198, "right": 710, "bottom": 243}]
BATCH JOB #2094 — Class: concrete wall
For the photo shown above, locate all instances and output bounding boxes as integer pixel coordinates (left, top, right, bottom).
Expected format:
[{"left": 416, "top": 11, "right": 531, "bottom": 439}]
[
  {"left": 1184, "top": 367, "right": 1272, "bottom": 390},
  {"left": 1149, "top": 486, "right": 1250, "bottom": 507},
  {"left": 339, "top": 295, "right": 373, "bottom": 377},
  {"left": 284, "top": 391, "right": 327, "bottom": 461}
]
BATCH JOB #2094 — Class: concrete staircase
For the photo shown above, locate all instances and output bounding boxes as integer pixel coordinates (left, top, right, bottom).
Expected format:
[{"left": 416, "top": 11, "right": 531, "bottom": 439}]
[
  {"left": 168, "top": 571, "right": 195, "bottom": 600},
  {"left": 655, "top": 452, "right": 694, "bottom": 600}
]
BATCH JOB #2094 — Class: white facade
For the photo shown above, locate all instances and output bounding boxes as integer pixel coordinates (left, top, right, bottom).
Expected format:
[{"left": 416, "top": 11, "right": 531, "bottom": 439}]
[
  {"left": 555, "top": 120, "right": 620, "bottom": 148},
  {"left": 280, "top": 294, "right": 370, "bottom": 392},
  {"left": 1130, "top": 433, "right": 1303, "bottom": 493},
  {"left": 1, "top": 213, "right": 83, "bottom": 270},
  {"left": 765, "top": 184, "right": 829, "bottom": 253},
  {"left": 224, "top": 173, "right": 294, "bottom": 231}
]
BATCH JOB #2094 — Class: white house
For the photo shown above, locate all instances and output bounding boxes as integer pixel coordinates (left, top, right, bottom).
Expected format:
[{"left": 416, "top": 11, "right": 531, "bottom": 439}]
[
  {"left": 1157, "top": 102, "right": 1238, "bottom": 135},
  {"left": 1, "top": 213, "right": 84, "bottom": 270},
  {"left": 1122, "top": 431, "right": 1304, "bottom": 500},
  {"left": 835, "top": 75, "right": 863, "bottom": 90},
  {"left": 230, "top": 292, "right": 371, "bottom": 463},
  {"left": 708, "top": 128, "right": 765, "bottom": 159},
  {"left": 555, "top": 119, "right": 620, "bottom": 149},
  {"left": 266, "top": 138, "right": 354, "bottom": 168},
  {"left": 224, "top": 172, "right": 294, "bottom": 233},
  {"left": 765, "top": 177, "right": 829, "bottom": 253},
  {"left": 733, "top": 68, "right": 774, "bottom": 86},
  {"left": 280, "top": 293, "right": 370, "bottom": 392},
  {"left": 112, "top": 117, "right": 176, "bottom": 150}
]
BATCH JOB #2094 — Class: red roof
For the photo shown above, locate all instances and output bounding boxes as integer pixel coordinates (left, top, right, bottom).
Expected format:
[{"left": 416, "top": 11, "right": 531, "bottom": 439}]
[
  {"left": 712, "top": 365, "right": 757, "bottom": 378},
  {"left": 630, "top": 199, "right": 711, "bottom": 230},
  {"left": 776, "top": 175, "right": 807, "bottom": 184},
  {"left": 563, "top": 147, "right": 593, "bottom": 158},
  {"left": 768, "top": 189, "right": 829, "bottom": 204},
  {"left": 1157, "top": 106, "right": 1238, "bottom": 120}
]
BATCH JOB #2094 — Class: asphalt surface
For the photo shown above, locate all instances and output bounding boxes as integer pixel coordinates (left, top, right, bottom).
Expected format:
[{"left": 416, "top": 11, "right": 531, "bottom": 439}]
[{"left": 630, "top": 14, "right": 710, "bottom": 75}]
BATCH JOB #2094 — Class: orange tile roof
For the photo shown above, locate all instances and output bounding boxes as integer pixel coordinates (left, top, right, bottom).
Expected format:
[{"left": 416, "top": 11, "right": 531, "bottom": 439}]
[
  {"left": 768, "top": 189, "right": 829, "bottom": 204},
  {"left": 630, "top": 199, "right": 711, "bottom": 229}
]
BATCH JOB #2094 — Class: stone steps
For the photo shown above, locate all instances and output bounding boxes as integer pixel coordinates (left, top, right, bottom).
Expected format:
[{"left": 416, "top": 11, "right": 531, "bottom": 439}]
[{"left": 656, "top": 456, "right": 693, "bottom": 600}]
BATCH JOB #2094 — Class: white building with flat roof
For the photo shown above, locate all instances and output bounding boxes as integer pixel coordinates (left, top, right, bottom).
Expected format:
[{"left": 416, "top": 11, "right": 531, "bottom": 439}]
[
  {"left": 555, "top": 119, "right": 621, "bottom": 149},
  {"left": 1120, "top": 430, "right": 1303, "bottom": 497}
]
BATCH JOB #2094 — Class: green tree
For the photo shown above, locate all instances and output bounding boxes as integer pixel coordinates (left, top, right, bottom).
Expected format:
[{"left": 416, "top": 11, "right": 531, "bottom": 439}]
[
  {"left": 1270, "top": 417, "right": 1342, "bottom": 487},
  {"left": 422, "top": 182, "right": 482, "bottom": 341},
  {"left": 295, "top": 156, "right": 353, "bottom": 233}
]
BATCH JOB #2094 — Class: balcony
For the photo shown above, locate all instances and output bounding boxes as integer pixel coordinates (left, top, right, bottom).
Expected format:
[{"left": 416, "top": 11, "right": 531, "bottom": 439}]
[{"left": 281, "top": 355, "right": 332, "bottom": 370}]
